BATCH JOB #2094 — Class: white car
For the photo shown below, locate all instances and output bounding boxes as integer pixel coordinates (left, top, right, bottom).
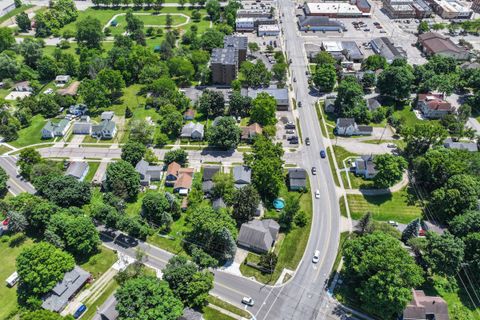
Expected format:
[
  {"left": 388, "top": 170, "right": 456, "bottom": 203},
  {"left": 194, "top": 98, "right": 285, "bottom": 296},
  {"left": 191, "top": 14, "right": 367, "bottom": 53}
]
[
  {"left": 43, "top": 88, "right": 54, "bottom": 95},
  {"left": 242, "top": 297, "right": 254, "bottom": 306},
  {"left": 315, "top": 190, "right": 320, "bottom": 199},
  {"left": 312, "top": 250, "right": 320, "bottom": 263},
  {"left": 388, "top": 220, "right": 398, "bottom": 227}
]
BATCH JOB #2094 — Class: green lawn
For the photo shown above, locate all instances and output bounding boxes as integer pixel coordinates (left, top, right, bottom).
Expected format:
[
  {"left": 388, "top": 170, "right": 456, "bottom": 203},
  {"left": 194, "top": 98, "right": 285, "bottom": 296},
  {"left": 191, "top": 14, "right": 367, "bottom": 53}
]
[
  {"left": 207, "top": 296, "right": 252, "bottom": 319},
  {"left": 85, "top": 162, "right": 101, "bottom": 183},
  {"left": 347, "top": 188, "right": 422, "bottom": 224},
  {"left": 82, "top": 280, "right": 119, "bottom": 320},
  {"left": 332, "top": 146, "right": 376, "bottom": 190},
  {"left": 0, "top": 234, "right": 34, "bottom": 320},
  {"left": 0, "top": 145, "right": 12, "bottom": 155},
  {"left": 326, "top": 147, "right": 340, "bottom": 187},
  {"left": 392, "top": 104, "right": 422, "bottom": 128},
  {"left": 80, "top": 246, "right": 118, "bottom": 279},
  {"left": 10, "top": 114, "right": 51, "bottom": 148},
  {"left": 240, "top": 188, "right": 313, "bottom": 284},
  {"left": 114, "top": 12, "right": 188, "bottom": 27},
  {"left": 203, "top": 307, "right": 236, "bottom": 320}
]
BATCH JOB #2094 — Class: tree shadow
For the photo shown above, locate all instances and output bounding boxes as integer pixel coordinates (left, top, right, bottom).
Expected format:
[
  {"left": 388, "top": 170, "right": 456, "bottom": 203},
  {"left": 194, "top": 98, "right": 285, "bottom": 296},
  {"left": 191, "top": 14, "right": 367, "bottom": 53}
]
[{"left": 362, "top": 192, "right": 393, "bottom": 206}]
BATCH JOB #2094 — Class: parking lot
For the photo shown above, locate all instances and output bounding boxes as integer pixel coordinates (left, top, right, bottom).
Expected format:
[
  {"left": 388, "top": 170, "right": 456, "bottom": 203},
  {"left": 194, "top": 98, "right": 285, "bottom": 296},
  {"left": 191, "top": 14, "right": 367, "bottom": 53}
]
[{"left": 276, "top": 111, "right": 299, "bottom": 147}]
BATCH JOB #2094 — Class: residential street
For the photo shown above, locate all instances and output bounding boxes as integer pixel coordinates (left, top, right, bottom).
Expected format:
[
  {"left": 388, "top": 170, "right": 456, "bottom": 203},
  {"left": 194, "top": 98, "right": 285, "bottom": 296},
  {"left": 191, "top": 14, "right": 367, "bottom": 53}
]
[{"left": 0, "top": 156, "right": 36, "bottom": 195}]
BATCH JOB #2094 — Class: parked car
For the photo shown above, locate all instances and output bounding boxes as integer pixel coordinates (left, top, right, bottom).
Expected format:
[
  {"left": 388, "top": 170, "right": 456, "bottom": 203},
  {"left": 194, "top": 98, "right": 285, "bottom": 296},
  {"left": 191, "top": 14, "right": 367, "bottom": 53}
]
[
  {"left": 73, "top": 305, "right": 87, "bottom": 319},
  {"left": 298, "top": 101, "right": 302, "bottom": 108},
  {"left": 312, "top": 250, "right": 320, "bottom": 263},
  {"left": 242, "top": 297, "right": 255, "bottom": 306},
  {"left": 286, "top": 129, "right": 295, "bottom": 134},
  {"left": 388, "top": 220, "right": 398, "bottom": 227},
  {"left": 285, "top": 122, "right": 296, "bottom": 129},
  {"left": 320, "top": 150, "right": 326, "bottom": 158},
  {"left": 311, "top": 167, "right": 317, "bottom": 175}
]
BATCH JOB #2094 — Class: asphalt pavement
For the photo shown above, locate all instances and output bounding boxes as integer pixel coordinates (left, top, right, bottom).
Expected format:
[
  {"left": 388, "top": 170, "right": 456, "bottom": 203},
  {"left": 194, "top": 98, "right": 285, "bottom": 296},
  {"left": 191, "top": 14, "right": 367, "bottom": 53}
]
[{"left": 0, "top": 156, "right": 36, "bottom": 195}]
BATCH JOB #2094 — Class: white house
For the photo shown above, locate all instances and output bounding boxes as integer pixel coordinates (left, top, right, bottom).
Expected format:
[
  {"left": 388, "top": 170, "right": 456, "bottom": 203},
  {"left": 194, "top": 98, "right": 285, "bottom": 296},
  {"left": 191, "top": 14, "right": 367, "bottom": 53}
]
[
  {"left": 180, "top": 122, "right": 204, "bottom": 140},
  {"left": 55, "top": 75, "right": 71, "bottom": 86},
  {"left": 41, "top": 119, "right": 70, "bottom": 139},
  {"left": 335, "top": 118, "right": 372, "bottom": 136},
  {"left": 72, "top": 116, "right": 92, "bottom": 135}
]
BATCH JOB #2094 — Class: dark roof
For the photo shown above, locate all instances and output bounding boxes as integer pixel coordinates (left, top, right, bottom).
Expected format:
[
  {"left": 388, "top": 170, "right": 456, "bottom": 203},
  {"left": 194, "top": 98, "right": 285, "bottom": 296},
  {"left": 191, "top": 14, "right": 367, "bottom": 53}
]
[
  {"left": 211, "top": 48, "right": 238, "bottom": 65},
  {"left": 366, "top": 97, "right": 381, "bottom": 111},
  {"left": 418, "top": 32, "right": 467, "bottom": 55},
  {"left": 371, "top": 37, "right": 406, "bottom": 61},
  {"left": 233, "top": 166, "right": 251, "bottom": 186},
  {"left": 237, "top": 219, "right": 280, "bottom": 252},
  {"left": 179, "top": 308, "right": 203, "bottom": 320},
  {"left": 336, "top": 118, "right": 356, "bottom": 128},
  {"left": 203, "top": 166, "right": 221, "bottom": 181},
  {"left": 98, "top": 296, "right": 119, "bottom": 320},
  {"left": 403, "top": 290, "right": 449, "bottom": 320},
  {"left": 288, "top": 168, "right": 307, "bottom": 188},
  {"left": 224, "top": 35, "right": 248, "bottom": 50},
  {"left": 298, "top": 16, "right": 346, "bottom": 29},
  {"left": 444, "top": 138, "right": 478, "bottom": 152},
  {"left": 357, "top": 125, "right": 373, "bottom": 133}
]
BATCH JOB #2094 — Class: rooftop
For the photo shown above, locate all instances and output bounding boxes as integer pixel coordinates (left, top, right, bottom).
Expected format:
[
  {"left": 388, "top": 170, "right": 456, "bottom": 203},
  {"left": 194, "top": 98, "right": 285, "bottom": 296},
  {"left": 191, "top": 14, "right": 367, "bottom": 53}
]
[
  {"left": 238, "top": 219, "right": 280, "bottom": 252},
  {"left": 418, "top": 32, "right": 467, "bottom": 54},
  {"left": 305, "top": 2, "right": 363, "bottom": 15},
  {"left": 211, "top": 47, "right": 238, "bottom": 65},
  {"left": 403, "top": 290, "right": 449, "bottom": 320},
  {"left": 224, "top": 35, "right": 248, "bottom": 50},
  {"left": 298, "top": 16, "right": 346, "bottom": 29},
  {"left": 371, "top": 37, "right": 406, "bottom": 61}
]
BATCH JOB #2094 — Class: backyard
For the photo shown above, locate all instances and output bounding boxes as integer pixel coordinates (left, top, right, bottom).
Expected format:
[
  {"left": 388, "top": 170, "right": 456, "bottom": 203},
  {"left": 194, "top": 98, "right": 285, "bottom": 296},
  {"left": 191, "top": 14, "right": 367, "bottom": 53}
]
[
  {"left": 346, "top": 188, "right": 422, "bottom": 224},
  {"left": 10, "top": 115, "right": 51, "bottom": 148}
]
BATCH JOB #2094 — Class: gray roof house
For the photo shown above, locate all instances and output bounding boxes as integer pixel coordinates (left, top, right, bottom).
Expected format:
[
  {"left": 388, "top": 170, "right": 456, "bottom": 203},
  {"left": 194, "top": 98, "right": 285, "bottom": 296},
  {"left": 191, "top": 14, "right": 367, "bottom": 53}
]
[
  {"left": 202, "top": 166, "right": 221, "bottom": 195},
  {"left": 181, "top": 122, "right": 205, "bottom": 140},
  {"left": 98, "top": 295, "right": 119, "bottom": 320},
  {"left": 370, "top": 37, "right": 407, "bottom": 63},
  {"left": 242, "top": 87, "right": 289, "bottom": 111},
  {"left": 135, "top": 159, "right": 163, "bottom": 186},
  {"left": 354, "top": 155, "right": 377, "bottom": 179},
  {"left": 366, "top": 97, "right": 381, "bottom": 111},
  {"left": 444, "top": 138, "right": 478, "bottom": 152},
  {"left": 233, "top": 165, "right": 251, "bottom": 188},
  {"left": 66, "top": 161, "right": 89, "bottom": 181},
  {"left": 55, "top": 75, "right": 71, "bottom": 85},
  {"left": 237, "top": 219, "right": 280, "bottom": 253},
  {"left": 101, "top": 111, "right": 115, "bottom": 121},
  {"left": 335, "top": 118, "right": 372, "bottom": 136},
  {"left": 42, "top": 119, "right": 70, "bottom": 139},
  {"left": 72, "top": 116, "right": 92, "bottom": 135},
  {"left": 92, "top": 120, "right": 117, "bottom": 139},
  {"left": 324, "top": 97, "right": 336, "bottom": 113},
  {"left": 288, "top": 168, "right": 307, "bottom": 191},
  {"left": 42, "top": 266, "right": 90, "bottom": 313}
]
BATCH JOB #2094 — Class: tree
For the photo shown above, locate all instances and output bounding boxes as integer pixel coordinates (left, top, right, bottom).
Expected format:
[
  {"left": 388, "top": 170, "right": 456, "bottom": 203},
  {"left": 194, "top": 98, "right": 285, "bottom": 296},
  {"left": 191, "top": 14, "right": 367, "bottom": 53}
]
[
  {"left": 191, "top": 246, "right": 218, "bottom": 269},
  {"left": 21, "top": 309, "right": 68, "bottom": 320},
  {"left": 377, "top": 65, "right": 414, "bottom": 101},
  {"left": 0, "top": 27, "right": 15, "bottom": 53},
  {"left": 464, "top": 232, "right": 480, "bottom": 275},
  {"left": 356, "top": 212, "right": 373, "bottom": 235},
  {"left": 240, "top": 60, "right": 272, "bottom": 87},
  {"left": 361, "top": 72, "right": 376, "bottom": 90},
  {"left": 167, "top": 57, "right": 195, "bottom": 85},
  {"left": 37, "top": 56, "right": 59, "bottom": 81},
  {"left": 228, "top": 92, "right": 252, "bottom": 117},
  {"left": 334, "top": 76, "right": 370, "bottom": 123},
  {"left": 11, "top": 196, "right": 58, "bottom": 235},
  {"left": 6, "top": 211, "right": 28, "bottom": 233},
  {"left": 160, "top": 109, "right": 183, "bottom": 137},
  {"left": 14, "top": 0, "right": 22, "bottom": 8},
  {"left": 186, "top": 206, "right": 237, "bottom": 260},
  {"left": 361, "top": 54, "right": 387, "bottom": 71},
  {"left": 125, "top": 10, "right": 144, "bottom": 34},
  {"left": 205, "top": 0, "right": 220, "bottom": 22},
  {"left": 129, "top": 119, "right": 155, "bottom": 145},
  {"left": 198, "top": 89, "right": 225, "bottom": 118},
  {"left": 449, "top": 210, "right": 480, "bottom": 236},
  {"left": 313, "top": 63, "right": 336, "bottom": 92},
  {"left": 250, "top": 92, "right": 277, "bottom": 126},
  {"left": 105, "top": 160, "right": 140, "bottom": 200},
  {"left": 430, "top": 174, "right": 480, "bottom": 222},
  {"left": 418, "top": 20, "right": 430, "bottom": 34},
  {"left": 121, "top": 140, "right": 147, "bottom": 166},
  {"left": 248, "top": 42, "right": 259, "bottom": 54},
  {"left": 18, "top": 148, "right": 42, "bottom": 179},
  {"left": 16, "top": 12, "right": 31, "bottom": 32},
  {"left": 211, "top": 172, "right": 235, "bottom": 203},
  {"left": 115, "top": 276, "right": 184, "bottom": 320},
  {"left": 36, "top": 175, "right": 91, "bottom": 208},
  {"left": 19, "top": 38, "right": 43, "bottom": 68},
  {"left": 0, "top": 166, "right": 7, "bottom": 194},
  {"left": 402, "top": 122, "right": 448, "bottom": 158},
  {"left": 207, "top": 116, "right": 241, "bottom": 150},
  {"left": 424, "top": 231, "right": 465, "bottom": 276},
  {"left": 76, "top": 16, "right": 104, "bottom": 49},
  {"left": 163, "top": 256, "right": 214, "bottom": 308},
  {"left": 16, "top": 242, "right": 75, "bottom": 296},
  {"left": 164, "top": 149, "right": 187, "bottom": 165},
  {"left": 165, "top": 13, "right": 173, "bottom": 28},
  {"left": 45, "top": 212, "right": 100, "bottom": 257},
  {"left": 373, "top": 154, "right": 407, "bottom": 188},
  {"left": 79, "top": 79, "right": 110, "bottom": 113},
  {"left": 97, "top": 68, "right": 125, "bottom": 98},
  {"left": 313, "top": 51, "right": 336, "bottom": 66},
  {"left": 343, "top": 232, "right": 424, "bottom": 319},
  {"left": 0, "top": 53, "right": 19, "bottom": 79},
  {"left": 199, "top": 28, "right": 223, "bottom": 52},
  {"left": 231, "top": 185, "right": 260, "bottom": 224},
  {"left": 402, "top": 218, "right": 421, "bottom": 243},
  {"left": 141, "top": 192, "right": 173, "bottom": 228},
  {"left": 259, "top": 252, "right": 278, "bottom": 273},
  {"left": 279, "top": 193, "right": 300, "bottom": 229}
]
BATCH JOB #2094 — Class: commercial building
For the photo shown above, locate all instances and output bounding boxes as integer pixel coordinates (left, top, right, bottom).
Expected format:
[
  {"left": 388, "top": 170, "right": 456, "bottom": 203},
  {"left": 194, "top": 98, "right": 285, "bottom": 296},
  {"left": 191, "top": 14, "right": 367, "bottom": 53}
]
[
  {"left": 236, "top": 9, "right": 272, "bottom": 19},
  {"left": 304, "top": 2, "right": 365, "bottom": 17},
  {"left": 210, "top": 48, "right": 238, "bottom": 84},
  {"left": 417, "top": 32, "right": 470, "bottom": 60},
  {"left": 370, "top": 37, "right": 407, "bottom": 63},
  {"left": 473, "top": 0, "right": 480, "bottom": 13},
  {"left": 430, "top": 0, "right": 472, "bottom": 19},
  {"left": 321, "top": 41, "right": 364, "bottom": 62},
  {"left": 298, "top": 16, "right": 346, "bottom": 32},
  {"left": 224, "top": 35, "right": 248, "bottom": 63},
  {"left": 236, "top": 17, "right": 255, "bottom": 31},
  {"left": 258, "top": 24, "right": 281, "bottom": 36},
  {"left": 382, "top": 0, "right": 415, "bottom": 18},
  {"left": 412, "top": 0, "right": 433, "bottom": 18},
  {"left": 241, "top": 87, "right": 289, "bottom": 110}
]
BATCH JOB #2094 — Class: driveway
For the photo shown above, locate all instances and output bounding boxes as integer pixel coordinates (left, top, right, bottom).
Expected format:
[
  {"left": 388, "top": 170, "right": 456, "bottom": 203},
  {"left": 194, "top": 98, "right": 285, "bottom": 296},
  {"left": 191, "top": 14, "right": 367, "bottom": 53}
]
[{"left": 334, "top": 139, "right": 393, "bottom": 155}]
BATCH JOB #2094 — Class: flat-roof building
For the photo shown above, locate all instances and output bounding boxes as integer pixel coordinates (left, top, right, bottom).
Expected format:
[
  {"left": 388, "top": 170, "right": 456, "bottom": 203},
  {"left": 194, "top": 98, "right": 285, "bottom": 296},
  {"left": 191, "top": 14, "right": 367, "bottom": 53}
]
[
  {"left": 236, "top": 9, "right": 272, "bottom": 19},
  {"left": 210, "top": 48, "right": 238, "bottom": 85},
  {"left": 258, "top": 24, "right": 281, "bottom": 36},
  {"left": 304, "top": 2, "right": 366, "bottom": 17},
  {"left": 224, "top": 35, "right": 248, "bottom": 63},
  {"left": 417, "top": 32, "right": 470, "bottom": 60},
  {"left": 236, "top": 17, "right": 255, "bottom": 31},
  {"left": 370, "top": 37, "right": 407, "bottom": 63},
  {"left": 298, "top": 16, "right": 346, "bottom": 32},
  {"left": 430, "top": 0, "right": 472, "bottom": 19},
  {"left": 382, "top": 0, "right": 416, "bottom": 18}
]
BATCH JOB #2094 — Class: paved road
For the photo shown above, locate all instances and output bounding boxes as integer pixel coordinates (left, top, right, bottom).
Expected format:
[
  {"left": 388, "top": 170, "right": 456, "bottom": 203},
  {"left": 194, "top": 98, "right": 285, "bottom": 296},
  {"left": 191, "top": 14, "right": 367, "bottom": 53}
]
[{"left": 0, "top": 156, "right": 36, "bottom": 195}]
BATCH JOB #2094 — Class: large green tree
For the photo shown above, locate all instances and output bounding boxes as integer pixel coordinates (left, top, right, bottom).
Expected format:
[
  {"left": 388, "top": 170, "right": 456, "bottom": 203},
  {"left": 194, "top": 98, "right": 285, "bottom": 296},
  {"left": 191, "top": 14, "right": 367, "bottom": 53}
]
[
  {"left": 313, "top": 63, "right": 336, "bottom": 92},
  {"left": 16, "top": 12, "right": 31, "bottom": 32},
  {"left": 36, "top": 174, "right": 91, "bottom": 208},
  {"left": 402, "top": 122, "right": 448, "bottom": 158},
  {"left": 377, "top": 65, "right": 414, "bottom": 101},
  {"left": 141, "top": 192, "right": 173, "bottom": 228},
  {"left": 198, "top": 89, "right": 225, "bottom": 118},
  {"left": 361, "top": 54, "right": 387, "bottom": 71},
  {"left": 228, "top": 91, "right": 252, "bottom": 117},
  {"left": 334, "top": 76, "right": 370, "bottom": 123},
  {"left": 424, "top": 231, "right": 465, "bottom": 276},
  {"left": 0, "top": 27, "right": 15, "bottom": 53},
  {"left": 343, "top": 232, "right": 423, "bottom": 318},
  {"left": 121, "top": 140, "right": 147, "bottom": 166},
  {"left": 449, "top": 210, "right": 480, "bottom": 236},
  {"left": 250, "top": 92, "right": 277, "bottom": 126},
  {"left": 115, "top": 276, "right": 184, "bottom": 320},
  {"left": 105, "top": 160, "right": 140, "bottom": 200},
  {"left": 231, "top": 184, "right": 260, "bottom": 224},
  {"left": 207, "top": 116, "right": 241, "bottom": 149},
  {"left": 373, "top": 154, "right": 407, "bottom": 188},
  {"left": 76, "top": 16, "right": 104, "bottom": 49}
]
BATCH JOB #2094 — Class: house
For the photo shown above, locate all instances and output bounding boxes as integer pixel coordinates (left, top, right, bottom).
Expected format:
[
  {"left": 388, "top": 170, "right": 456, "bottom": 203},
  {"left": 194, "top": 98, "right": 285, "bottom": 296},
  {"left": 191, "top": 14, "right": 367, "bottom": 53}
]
[
  {"left": 98, "top": 296, "right": 119, "bottom": 320},
  {"left": 403, "top": 290, "right": 449, "bottom": 320},
  {"left": 241, "top": 123, "right": 262, "bottom": 141},
  {"left": 92, "top": 120, "right": 117, "bottom": 139},
  {"left": 288, "top": 168, "right": 307, "bottom": 191},
  {"left": 165, "top": 162, "right": 181, "bottom": 186},
  {"left": 42, "top": 119, "right": 70, "bottom": 139},
  {"left": 184, "top": 108, "right": 195, "bottom": 120},
  {"left": 72, "top": 116, "right": 92, "bottom": 135},
  {"left": 57, "top": 81, "right": 80, "bottom": 96},
  {"left": 444, "top": 138, "right": 478, "bottom": 152},
  {"left": 354, "top": 155, "right": 377, "bottom": 179},
  {"left": 417, "top": 93, "right": 454, "bottom": 119},
  {"left": 69, "top": 104, "right": 88, "bottom": 116},
  {"left": 417, "top": 32, "right": 469, "bottom": 60},
  {"left": 233, "top": 165, "right": 251, "bottom": 188},
  {"left": 212, "top": 197, "right": 227, "bottom": 210},
  {"left": 237, "top": 219, "right": 280, "bottom": 253},
  {"left": 101, "top": 111, "right": 115, "bottom": 121},
  {"left": 55, "top": 75, "right": 71, "bottom": 85},
  {"left": 173, "top": 168, "right": 194, "bottom": 195},
  {"left": 242, "top": 87, "right": 289, "bottom": 111},
  {"left": 42, "top": 266, "right": 90, "bottom": 312},
  {"left": 136, "top": 159, "right": 163, "bottom": 186},
  {"left": 202, "top": 166, "right": 221, "bottom": 195},
  {"left": 66, "top": 161, "right": 89, "bottom": 181},
  {"left": 335, "top": 118, "right": 373, "bottom": 136},
  {"left": 181, "top": 122, "right": 204, "bottom": 140},
  {"left": 370, "top": 37, "right": 407, "bottom": 63},
  {"left": 13, "top": 81, "right": 33, "bottom": 92},
  {"left": 366, "top": 97, "right": 381, "bottom": 111},
  {"left": 180, "top": 308, "right": 204, "bottom": 320}
]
